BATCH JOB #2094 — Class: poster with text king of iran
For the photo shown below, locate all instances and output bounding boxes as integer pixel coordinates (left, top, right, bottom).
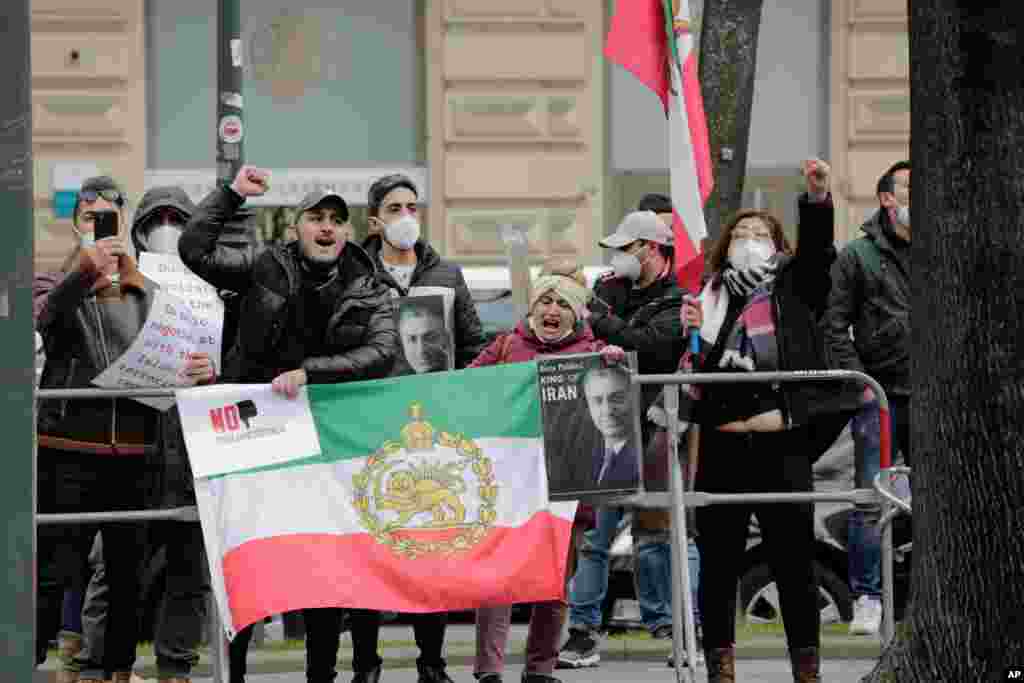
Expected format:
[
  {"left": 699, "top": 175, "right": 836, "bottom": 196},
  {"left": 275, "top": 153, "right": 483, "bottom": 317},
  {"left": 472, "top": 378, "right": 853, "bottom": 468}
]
[{"left": 536, "top": 352, "right": 643, "bottom": 502}]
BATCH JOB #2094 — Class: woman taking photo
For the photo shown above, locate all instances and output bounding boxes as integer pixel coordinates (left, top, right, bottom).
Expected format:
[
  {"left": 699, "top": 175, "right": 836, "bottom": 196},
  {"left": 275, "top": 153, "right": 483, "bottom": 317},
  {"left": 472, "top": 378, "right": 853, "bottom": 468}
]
[{"left": 678, "top": 159, "right": 855, "bottom": 683}]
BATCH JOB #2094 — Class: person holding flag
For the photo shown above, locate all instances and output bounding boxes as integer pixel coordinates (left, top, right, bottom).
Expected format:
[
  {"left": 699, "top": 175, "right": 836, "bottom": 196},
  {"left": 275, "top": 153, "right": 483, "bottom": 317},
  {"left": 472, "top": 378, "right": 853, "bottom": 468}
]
[{"left": 675, "top": 160, "right": 857, "bottom": 682}]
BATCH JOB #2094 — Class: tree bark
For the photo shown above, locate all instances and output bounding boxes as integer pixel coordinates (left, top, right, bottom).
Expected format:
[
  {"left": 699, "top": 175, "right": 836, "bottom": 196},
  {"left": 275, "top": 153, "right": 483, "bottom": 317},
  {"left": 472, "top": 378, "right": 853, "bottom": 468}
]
[
  {"left": 864, "top": 1, "right": 1024, "bottom": 680},
  {"left": 696, "top": 0, "right": 764, "bottom": 238}
]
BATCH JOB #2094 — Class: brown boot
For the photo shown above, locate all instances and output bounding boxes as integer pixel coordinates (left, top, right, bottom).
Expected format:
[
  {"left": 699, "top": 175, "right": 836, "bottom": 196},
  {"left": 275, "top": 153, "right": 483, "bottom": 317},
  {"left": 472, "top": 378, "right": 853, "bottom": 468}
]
[
  {"left": 55, "top": 631, "right": 82, "bottom": 683},
  {"left": 157, "top": 678, "right": 190, "bottom": 683},
  {"left": 705, "top": 646, "right": 736, "bottom": 683},
  {"left": 108, "top": 673, "right": 152, "bottom": 683},
  {"left": 789, "top": 646, "right": 821, "bottom": 682}
]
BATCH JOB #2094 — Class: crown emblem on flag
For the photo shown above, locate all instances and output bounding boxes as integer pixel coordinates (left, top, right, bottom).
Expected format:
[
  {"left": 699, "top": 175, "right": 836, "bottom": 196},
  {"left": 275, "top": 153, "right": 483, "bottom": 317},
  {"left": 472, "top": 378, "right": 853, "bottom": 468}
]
[
  {"left": 401, "top": 402, "right": 435, "bottom": 451},
  {"left": 351, "top": 402, "right": 500, "bottom": 559}
]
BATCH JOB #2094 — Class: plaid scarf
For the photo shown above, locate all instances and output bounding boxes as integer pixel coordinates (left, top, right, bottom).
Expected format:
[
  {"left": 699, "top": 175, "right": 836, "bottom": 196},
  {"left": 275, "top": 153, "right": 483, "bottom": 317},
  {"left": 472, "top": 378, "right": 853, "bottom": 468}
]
[
  {"left": 663, "top": 267, "right": 778, "bottom": 430},
  {"left": 717, "top": 287, "right": 778, "bottom": 372}
]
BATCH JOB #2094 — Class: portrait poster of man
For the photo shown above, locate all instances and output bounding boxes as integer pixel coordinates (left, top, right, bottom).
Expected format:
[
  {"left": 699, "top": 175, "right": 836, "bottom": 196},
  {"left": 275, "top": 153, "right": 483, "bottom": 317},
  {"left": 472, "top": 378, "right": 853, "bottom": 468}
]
[
  {"left": 392, "top": 295, "right": 454, "bottom": 376},
  {"left": 537, "top": 352, "right": 643, "bottom": 501}
]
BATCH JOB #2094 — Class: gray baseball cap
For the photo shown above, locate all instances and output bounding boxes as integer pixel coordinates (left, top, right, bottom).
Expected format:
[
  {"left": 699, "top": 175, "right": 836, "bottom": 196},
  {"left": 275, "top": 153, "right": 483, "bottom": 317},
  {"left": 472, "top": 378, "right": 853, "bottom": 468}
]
[
  {"left": 296, "top": 190, "right": 349, "bottom": 222},
  {"left": 599, "top": 210, "right": 674, "bottom": 248}
]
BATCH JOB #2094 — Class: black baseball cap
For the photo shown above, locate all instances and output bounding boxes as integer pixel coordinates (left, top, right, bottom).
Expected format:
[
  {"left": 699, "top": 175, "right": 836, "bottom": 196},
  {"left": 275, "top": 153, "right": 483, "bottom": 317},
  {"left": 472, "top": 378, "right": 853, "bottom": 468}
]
[{"left": 295, "top": 190, "right": 349, "bottom": 222}]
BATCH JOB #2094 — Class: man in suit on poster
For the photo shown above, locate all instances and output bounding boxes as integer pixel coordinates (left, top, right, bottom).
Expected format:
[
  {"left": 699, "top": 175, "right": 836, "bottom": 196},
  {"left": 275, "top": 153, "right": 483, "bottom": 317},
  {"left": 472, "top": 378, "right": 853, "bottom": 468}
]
[{"left": 583, "top": 364, "right": 639, "bottom": 491}]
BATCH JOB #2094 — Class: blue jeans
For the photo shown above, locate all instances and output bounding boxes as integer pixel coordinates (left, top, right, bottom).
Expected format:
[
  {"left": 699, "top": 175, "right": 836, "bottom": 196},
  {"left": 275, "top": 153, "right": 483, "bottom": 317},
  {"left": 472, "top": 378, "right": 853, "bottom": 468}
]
[
  {"left": 848, "top": 395, "right": 910, "bottom": 600},
  {"left": 568, "top": 507, "right": 700, "bottom": 632},
  {"left": 633, "top": 529, "right": 701, "bottom": 630}
]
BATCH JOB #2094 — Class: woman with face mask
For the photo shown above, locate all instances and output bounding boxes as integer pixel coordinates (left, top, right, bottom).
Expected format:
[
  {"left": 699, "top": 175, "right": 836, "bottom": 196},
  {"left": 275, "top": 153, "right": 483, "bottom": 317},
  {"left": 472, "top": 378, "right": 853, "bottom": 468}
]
[{"left": 664, "top": 159, "right": 857, "bottom": 683}]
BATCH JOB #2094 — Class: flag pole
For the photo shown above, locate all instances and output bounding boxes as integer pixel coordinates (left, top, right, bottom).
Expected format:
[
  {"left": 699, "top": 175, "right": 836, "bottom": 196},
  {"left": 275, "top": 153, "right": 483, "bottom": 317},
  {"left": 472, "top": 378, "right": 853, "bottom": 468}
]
[{"left": 666, "top": 384, "right": 699, "bottom": 682}]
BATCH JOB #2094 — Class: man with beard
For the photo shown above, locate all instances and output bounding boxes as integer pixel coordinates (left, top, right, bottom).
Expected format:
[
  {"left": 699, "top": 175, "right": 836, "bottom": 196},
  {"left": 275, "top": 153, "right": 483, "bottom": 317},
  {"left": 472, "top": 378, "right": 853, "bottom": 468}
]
[{"left": 179, "top": 166, "right": 398, "bottom": 683}]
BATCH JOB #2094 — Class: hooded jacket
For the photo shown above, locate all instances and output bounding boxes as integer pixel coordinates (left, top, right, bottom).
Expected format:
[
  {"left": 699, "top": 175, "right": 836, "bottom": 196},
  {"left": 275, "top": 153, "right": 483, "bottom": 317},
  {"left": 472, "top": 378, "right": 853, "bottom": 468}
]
[
  {"left": 822, "top": 208, "right": 910, "bottom": 394},
  {"left": 180, "top": 185, "right": 398, "bottom": 384},
  {"left": 363, "top": 234, "right": 487, "bottom": 369},
  {"left": 129, "top": 186, "right": 197, "bottom": 254}
]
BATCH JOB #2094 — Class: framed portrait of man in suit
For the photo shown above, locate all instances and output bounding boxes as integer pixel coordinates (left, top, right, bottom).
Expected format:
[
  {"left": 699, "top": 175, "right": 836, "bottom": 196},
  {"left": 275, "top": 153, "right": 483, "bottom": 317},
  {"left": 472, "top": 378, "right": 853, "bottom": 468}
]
[
  {"left": 391, "top": 295, "right": 454, "bottom": 376},
  {"left": 536, "top": 352, "right": 643, "bottom": 501}
]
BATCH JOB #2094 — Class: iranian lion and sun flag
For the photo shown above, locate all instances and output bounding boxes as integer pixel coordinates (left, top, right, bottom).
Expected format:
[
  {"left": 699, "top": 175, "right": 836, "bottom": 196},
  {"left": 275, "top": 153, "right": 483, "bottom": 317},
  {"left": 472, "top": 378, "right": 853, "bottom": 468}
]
[{"left": 179, "top": 0, "right": 713, "bottom": 639}]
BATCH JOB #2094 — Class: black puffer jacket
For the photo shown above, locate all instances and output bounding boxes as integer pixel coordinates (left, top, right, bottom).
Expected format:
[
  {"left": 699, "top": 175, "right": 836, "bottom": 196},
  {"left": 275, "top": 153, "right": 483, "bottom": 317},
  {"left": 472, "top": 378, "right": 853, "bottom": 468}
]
[
  {"left": 588, "top": 270, "right": 686, "bottom": 411},
  {"left": 180, "top": 185, "right": 398, "bottom": 384},
  {"left": 822, "top": 209, "right": 910, "bottom": 395},
  {"left": 363, "top": 235, "right": 487, "bottom": 369}
]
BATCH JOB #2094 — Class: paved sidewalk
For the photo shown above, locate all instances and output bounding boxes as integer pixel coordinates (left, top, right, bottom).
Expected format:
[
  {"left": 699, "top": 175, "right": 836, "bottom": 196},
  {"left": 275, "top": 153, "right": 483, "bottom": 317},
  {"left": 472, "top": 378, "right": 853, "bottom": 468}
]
[
  {"left": 190, "top": 659, "right": 878, "bottom": 682},
  {"left": 36, "top": 624, "right": 883, "bottom": 681}
]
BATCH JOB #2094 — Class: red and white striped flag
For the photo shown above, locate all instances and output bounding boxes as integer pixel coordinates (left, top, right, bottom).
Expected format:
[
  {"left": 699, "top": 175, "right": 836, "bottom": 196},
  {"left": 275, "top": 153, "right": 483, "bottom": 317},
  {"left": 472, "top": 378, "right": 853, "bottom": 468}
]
[{"left": 605, "top": 0, "right": 714, "bottom": 293}]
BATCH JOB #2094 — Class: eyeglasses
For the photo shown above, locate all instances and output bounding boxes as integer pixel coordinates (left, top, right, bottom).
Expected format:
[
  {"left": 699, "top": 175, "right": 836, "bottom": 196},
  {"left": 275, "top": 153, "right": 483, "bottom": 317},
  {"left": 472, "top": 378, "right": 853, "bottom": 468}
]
[{"left": 78, "top": 189, "right": 124, "bottom": 205}]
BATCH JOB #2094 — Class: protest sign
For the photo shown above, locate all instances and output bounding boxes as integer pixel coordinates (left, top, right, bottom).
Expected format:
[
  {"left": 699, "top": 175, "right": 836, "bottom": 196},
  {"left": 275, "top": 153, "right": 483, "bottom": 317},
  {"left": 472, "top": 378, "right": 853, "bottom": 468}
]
[
  {"left": 139, "top": 252, "right": 225, "bottom": 370},
  {"left": 536, "top": 352, "right": 643, "bottom": 501},
  {"left": 92, "top": 288, "right": 204, "bottom": 410}
]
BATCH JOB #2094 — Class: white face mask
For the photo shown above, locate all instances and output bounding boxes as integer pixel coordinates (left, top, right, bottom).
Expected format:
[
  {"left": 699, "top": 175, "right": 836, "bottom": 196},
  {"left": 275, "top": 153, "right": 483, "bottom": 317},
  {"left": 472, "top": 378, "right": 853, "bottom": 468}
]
[
  {"left": 895, "top": 204, "right": 910, "bottom": 227},
  {"left": 610, "top": 251, "right": 642, "bottom": 281},
  {"left": 78, "top": 232, "right": 95, "bottom": 248},
  {"left": 384, "top": 215, "right": 421, "bottom": 251},
  {"left": 728, "top": 238, "right": 776, "bottom": 271},
  {"left": 145, "top": 223, "right": 184, "bottom": 255}
]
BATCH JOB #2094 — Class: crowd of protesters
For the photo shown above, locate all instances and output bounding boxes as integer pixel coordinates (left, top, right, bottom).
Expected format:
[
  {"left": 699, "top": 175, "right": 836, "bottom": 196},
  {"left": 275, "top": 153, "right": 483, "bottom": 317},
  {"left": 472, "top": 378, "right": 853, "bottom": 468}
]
[{"left": 33, "top": 155, "right": 910, "bottom": 683}]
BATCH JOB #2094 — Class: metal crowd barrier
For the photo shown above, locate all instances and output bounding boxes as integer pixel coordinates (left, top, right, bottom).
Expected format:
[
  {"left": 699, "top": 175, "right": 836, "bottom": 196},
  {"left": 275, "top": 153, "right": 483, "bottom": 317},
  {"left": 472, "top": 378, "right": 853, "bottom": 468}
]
[
  {"left": 34, "top": 386, "right": 230, "bottom": 683},
  {"left": 614, "top": 370, "right": 899, "bottom": 683},
  {"left": 35, "top": 370, "right": 902, "bottom": 683}
]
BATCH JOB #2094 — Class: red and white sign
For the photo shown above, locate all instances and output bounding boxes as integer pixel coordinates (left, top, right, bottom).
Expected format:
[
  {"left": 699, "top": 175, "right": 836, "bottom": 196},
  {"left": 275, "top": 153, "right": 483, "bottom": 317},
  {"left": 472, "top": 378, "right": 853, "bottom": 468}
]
[{"left": 218, "top": 115, "right": 244, "bottom": 144}]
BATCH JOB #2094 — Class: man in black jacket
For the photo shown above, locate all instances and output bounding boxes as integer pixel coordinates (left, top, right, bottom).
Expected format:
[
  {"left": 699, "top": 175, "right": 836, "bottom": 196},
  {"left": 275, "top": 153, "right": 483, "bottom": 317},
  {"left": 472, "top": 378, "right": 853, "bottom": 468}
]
[
  {"left": 75, "top": 185, "right": 217, "bottom": 683},
  {"left": 179, "top": 166, "right": 398, "bottom": 683},
  {"left": 349, "top": 173, "right": 485, "bottom": 683},
  {"left": 34, "top": 177, "right": 217, "bottom": 683},
  {"left": 363, "top": 173, "right": 486, "bottom": 369},
  {"left": 823, "top": 160, "right": 911, "bottom": 638}
]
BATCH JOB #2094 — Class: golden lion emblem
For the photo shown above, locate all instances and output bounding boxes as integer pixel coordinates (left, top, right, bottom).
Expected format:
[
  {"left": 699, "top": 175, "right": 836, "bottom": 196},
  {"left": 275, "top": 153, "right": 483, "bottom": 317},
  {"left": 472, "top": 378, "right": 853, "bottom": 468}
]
[
  {"left": 351, "top": 403, "right": 498, "bottom": 559},
  {"left": 375, "top": 462, "right": 468, "bottom": 530}
]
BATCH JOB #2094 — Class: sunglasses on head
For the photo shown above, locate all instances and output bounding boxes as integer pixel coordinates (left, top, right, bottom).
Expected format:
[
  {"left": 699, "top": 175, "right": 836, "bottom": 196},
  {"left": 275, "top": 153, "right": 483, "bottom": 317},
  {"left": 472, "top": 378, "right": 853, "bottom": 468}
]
[{"left": 78, "top": 189, "right": 124, "bottom": 205}]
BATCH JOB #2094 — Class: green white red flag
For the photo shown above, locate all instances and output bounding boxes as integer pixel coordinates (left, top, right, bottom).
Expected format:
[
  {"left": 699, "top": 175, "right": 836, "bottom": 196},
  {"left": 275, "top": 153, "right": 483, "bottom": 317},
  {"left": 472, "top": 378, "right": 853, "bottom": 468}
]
[
  {"left": 605, "top": 0, "right": 713, "bottom": 292},
  {"left": 177, "top": 364, "right": 576, "bottom": 638}
]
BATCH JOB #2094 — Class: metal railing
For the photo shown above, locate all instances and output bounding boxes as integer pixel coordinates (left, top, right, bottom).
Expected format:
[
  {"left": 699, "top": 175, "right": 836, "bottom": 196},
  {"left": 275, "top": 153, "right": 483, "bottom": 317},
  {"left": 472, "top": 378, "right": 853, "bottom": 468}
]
[
  {"left": 35, "top": 369, "right": 903, "bottom": 683},
  {"left": 613, "top": 370, "right": 900, "bottom": 683},
  {"left": 35, "top": 386, "right": 230, "bottom": 683}
]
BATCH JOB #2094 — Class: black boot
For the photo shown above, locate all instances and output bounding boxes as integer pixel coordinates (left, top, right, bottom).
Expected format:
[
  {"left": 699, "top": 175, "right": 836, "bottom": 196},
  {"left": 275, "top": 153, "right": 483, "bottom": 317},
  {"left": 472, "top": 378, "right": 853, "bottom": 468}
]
[
  {"left": 521, "top": 674, "right": 562, "bottom": 683},
  {"left": 418, "top": 664, "right": 454, "bottom": 683},
  {"left": 352, "top": 665, "right": 382, "bottom": 683}
]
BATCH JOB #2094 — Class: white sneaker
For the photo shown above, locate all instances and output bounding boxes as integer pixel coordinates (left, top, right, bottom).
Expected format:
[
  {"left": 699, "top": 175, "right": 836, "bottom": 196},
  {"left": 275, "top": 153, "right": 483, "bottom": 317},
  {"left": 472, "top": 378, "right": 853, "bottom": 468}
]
[{"left": 849, "top": 595, "right": 882, "bottom": 635}]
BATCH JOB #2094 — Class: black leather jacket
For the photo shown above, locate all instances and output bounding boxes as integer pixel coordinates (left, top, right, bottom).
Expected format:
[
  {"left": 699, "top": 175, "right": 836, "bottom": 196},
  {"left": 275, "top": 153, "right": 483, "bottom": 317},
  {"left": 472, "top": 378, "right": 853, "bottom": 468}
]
[
  {"left": 35, "top": 267, "right": 160, "bottom": 454},
  {"left": 179, "top": 185, "right": 398, "bottom": 383}
]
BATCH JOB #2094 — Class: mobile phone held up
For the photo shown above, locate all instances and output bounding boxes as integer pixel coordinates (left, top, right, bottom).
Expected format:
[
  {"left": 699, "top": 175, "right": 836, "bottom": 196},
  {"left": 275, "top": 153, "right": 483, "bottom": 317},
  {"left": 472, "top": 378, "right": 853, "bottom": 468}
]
[{"left": 93, "top": 209, "right": 119, "bottom": 241}]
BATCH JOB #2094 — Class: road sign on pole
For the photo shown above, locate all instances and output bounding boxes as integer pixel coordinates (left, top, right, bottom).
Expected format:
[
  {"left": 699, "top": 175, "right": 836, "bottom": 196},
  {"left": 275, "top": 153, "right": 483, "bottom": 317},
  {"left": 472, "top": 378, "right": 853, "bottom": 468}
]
[{"left": 217, "top": 0, "right": 245, "bottom": 184}]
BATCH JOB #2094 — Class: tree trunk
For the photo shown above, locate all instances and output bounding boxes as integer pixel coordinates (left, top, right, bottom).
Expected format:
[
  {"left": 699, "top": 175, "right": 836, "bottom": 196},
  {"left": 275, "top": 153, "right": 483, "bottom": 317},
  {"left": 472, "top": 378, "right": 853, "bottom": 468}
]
[
  {"left": 864, "top": 1, "right": 1024, "bottom": 680},
  {"left": 696, "top": 0, "right": 764, "bottom": 238}
]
